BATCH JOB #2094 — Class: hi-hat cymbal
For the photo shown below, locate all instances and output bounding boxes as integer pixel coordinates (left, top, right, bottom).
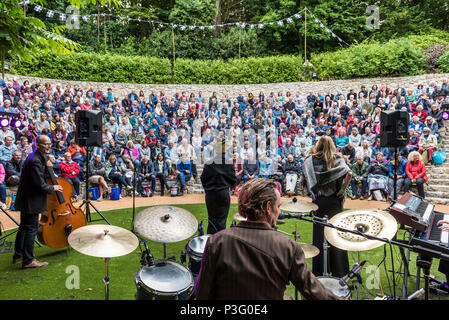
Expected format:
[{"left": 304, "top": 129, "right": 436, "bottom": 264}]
[
  {"left": 232, "top": 212, "right": 285, "bottom": 225},
  {"left": 280, "top": 198, "right": 318, "bottom": 213},
  {"left": 134, "top": 206, "right": 198, "bottom": 243},
  {"left": 68, "top": 225, "right": 139, "bottom": 258},
  {"left": 298, "top": 243, "right": 320, "bottom": 259},
  {"left": 324, "top": 209, "right": 398, "bottom": 252}
]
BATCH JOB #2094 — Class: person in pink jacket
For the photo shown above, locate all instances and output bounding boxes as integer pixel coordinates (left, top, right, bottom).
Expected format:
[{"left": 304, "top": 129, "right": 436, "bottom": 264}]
[{"left": 404, "top": 151, "right": 427, "bottom": 198}]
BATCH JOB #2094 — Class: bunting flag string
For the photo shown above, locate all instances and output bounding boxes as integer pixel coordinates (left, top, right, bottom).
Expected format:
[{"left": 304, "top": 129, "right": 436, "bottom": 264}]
[
  {"left": 26, "top": 3, "right": 351, "bottom": 46},
  {"left": 306, "top": 8, "right": 350, "bottom": 46},
  {"left": 29, "top": 4, "right": 306, "bottom": 32}
]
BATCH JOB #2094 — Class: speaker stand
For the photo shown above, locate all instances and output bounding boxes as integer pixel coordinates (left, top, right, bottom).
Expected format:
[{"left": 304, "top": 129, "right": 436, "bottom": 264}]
[{"left": 78, "top": 146, "right": 111, "bottom": 225}]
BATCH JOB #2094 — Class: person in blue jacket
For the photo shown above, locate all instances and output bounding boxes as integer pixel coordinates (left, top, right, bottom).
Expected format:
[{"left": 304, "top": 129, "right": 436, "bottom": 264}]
[
  {"left": 176, "top": 156, "right": 192, "bottom": 196},
  {"left": 387, "top": 152, "right": 408, "bottom": 200}
]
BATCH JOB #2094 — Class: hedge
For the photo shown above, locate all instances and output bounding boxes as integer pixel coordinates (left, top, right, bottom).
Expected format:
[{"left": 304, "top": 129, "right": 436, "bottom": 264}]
[
  {"left": 310, "top": 39, "right": 428, "bottom": 81},
  {"left": 9, "top": 36, "right": 444, "bottom": 84}
]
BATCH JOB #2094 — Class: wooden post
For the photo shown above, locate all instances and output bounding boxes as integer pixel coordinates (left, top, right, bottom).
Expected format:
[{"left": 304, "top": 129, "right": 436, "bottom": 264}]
[
  {"left": 104, "top": 13, "right": 107, "bottom": 53},
  {"left": 304, "top": 6, "right": 307, "bottom": 62},
  {"left": 171, "top": 26, "right": 176, "bottom": 82},
  {"left": 238, "top": 26, "right": 241, "bottom": 60}
]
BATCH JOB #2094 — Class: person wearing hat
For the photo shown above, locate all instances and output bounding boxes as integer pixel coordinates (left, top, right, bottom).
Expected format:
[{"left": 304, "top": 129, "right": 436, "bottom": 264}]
[{"left": 418, "top": 126, "right": 438, "bottom": 164}]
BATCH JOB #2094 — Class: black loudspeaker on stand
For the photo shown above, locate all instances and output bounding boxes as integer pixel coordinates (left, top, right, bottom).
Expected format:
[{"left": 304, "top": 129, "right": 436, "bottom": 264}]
[{"left": 75, "top": 110, "right": 110, "bottom": 225}]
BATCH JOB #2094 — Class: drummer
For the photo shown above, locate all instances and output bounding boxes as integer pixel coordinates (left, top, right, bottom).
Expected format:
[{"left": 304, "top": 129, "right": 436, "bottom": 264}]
[{"left": 194, "top": 178, "right": 342, "bottom": 300}]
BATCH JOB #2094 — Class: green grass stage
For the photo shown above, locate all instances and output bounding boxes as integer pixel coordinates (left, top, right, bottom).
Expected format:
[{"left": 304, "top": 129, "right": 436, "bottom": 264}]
[{"left": 0, "top": 204, "right": 448, "bottom": 300}]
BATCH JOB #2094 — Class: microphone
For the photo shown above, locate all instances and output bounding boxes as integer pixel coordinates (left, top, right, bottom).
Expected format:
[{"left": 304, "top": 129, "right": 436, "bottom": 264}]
[
  {"left": 407, "top": 288, "right": 425, "bottom": 300},
  {"left": 278, "top": 212, "right": 305, "bottom": 220},
  {"left": 141, "top": 241, "right": 154, "bottom": 266},
  {"left": 339, "top": 260, "right": 366, "bottom": 286}
]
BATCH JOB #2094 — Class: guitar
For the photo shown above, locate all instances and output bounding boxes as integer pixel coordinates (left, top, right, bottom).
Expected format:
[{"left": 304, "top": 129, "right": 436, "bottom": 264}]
[{"left": 37, "top": 159, "right": 86, "bottom": 249}]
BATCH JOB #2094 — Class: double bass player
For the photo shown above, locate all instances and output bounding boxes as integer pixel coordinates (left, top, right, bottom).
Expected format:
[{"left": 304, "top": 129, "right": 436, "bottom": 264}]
[{"left": 12, "top": 135, "right": 63, "bottom": 269}]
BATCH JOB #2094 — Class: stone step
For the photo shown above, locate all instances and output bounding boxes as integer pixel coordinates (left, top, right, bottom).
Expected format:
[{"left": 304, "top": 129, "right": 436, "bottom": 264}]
[
  {"left": 423, "top": 197, "right": 449, "bottom": 205},
  {"left": 426, "top": 185, "right": 449, "bottom": 192},
  {"left": 428, "top": 167, "right": 449, "bottom": 174},
  {"left": 423, "top": 190, "right": 449, "bottom": 199},
  {"left": 427, "top": 179, "right": 449, "bottom": 186}
]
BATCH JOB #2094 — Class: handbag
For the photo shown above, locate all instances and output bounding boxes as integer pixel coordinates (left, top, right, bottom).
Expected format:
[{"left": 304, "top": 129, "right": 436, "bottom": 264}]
[{"left": 433, "top": 149, "right": 446, "bottom": 165}]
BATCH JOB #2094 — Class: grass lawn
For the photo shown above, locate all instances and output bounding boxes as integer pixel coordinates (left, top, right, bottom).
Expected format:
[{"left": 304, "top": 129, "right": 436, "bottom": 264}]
[{"left": 0, "top": 203, "right": 448, "bottom": 300}]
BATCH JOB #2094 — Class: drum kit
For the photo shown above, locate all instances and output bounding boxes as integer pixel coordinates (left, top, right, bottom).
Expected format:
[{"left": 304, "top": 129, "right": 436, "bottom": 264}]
[
  {"left": 279, "top": 197, "right": 399, "bottom": 300},
  {"left": 66, "top": 197, "right": 400, "bottom": 301},
  {"left": 68, "top": 205, "right": 204, "bottom": 300}
]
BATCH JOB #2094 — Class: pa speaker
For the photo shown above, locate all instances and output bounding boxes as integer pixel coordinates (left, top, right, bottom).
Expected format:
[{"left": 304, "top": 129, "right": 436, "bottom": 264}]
[
  {"left": 379, "top": 110, "right": 409, "bottom": 148},
  {"left": 75, "top": 110, "right": 103, "bottom": 147}
]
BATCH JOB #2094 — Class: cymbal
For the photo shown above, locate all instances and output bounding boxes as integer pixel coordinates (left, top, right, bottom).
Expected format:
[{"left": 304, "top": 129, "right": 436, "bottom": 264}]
[
  {"left": 280, "top": 198, "right": 318, "bottom": 213},
  {"left": 324, "top": 209, "right": 398, "bottom": 252},
  {"left": 298, "top": 243, "right": 320, "bottom": 259},
  {"left": 232, "top": 212, "right": 285, "bottom": 225},
  {"left": 68, "top": 225, "right": 139, "bottom": 258},
  {"left": 134, "top": 206, "right": 198, "bottom": 243}
]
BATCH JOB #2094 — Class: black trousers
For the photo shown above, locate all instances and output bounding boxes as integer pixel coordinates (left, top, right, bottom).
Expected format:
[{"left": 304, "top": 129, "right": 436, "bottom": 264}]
[
  {"left": 13, "top": 212, "right": 39, "bottom": 266},
  {"left": 155, "top": 173, "right": 169, "bottom": 195},
  {"left": 205, "top": 189, "right": 231, "bottom": 235},
  {"left": 312, "top": 195, "right": 349, "bottom": 278}
]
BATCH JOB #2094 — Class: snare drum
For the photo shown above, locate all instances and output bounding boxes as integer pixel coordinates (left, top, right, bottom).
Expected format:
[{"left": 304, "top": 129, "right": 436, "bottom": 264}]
[
  {"left": 186, "top": 235, "right": 211, "bottom": 277},
  {"left": 317, "top": 276, "right": 352, "bottom": 300},
  {"left": 135, "top": 259, "right": 194, "bottom": 300}
]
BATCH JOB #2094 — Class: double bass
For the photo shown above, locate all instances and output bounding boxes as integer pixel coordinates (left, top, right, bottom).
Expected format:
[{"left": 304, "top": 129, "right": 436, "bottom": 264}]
[{"left": 37, "top": 160, "right": 86, "bottom": 249}]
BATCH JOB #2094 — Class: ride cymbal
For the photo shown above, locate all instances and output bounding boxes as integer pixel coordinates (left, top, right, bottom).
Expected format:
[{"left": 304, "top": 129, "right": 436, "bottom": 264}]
[
  {"left": 232, "top": 212, "right": 285, "bottom": 225},
  {"left": 324, "top": 209, "right": 398, "bottom": 252},
  {"left": 298, "top": 243, "right": 320, "bottom": 259},
  {"left": 134, "top": 206, "right": 198, "bottom": 243},
  {"left": 68, "top": 224, "right": 139, "bottom": 258},
  {"left": 280, "top": 198, "right": 318, "bottom": 213}
]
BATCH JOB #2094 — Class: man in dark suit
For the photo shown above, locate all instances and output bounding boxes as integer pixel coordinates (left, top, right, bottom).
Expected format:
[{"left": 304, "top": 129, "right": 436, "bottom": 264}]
[
  {"left": 194, "top": 178, "right": 341, "bottom": 300},
  {"left": 13, "top": 135, "right": 63, "bottom": 269}
]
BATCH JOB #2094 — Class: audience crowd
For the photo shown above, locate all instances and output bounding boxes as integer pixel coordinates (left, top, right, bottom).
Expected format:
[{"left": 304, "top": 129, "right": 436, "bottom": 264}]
[{"left": 0, "top": 76, "right": 447, "bottom": 206}]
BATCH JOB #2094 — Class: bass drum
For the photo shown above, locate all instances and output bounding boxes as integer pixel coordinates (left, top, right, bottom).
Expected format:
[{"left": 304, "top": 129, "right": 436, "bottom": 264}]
[
  {"left": 317, "top": 276, "right": 352, "bottom": 300},
  {"left": 135, "top": 259, "right": 194, "bottom": 300},
  {"left": 186, "top": 234, "right": 211, "bottom": 278}
]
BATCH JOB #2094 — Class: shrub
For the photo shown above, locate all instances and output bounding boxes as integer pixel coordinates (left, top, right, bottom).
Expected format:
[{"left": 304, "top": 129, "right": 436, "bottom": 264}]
[
  {"left": 423, "top": 43, "right": 449, "bottom": 72},
  {"left": 310, "top": 39, "right": 428, "bottom": 80}
]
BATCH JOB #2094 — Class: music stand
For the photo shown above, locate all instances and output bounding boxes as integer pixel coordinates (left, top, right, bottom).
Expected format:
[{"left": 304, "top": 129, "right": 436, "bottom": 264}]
[{"left": 78, "top": 146, "right": 110, "bottom": 225}]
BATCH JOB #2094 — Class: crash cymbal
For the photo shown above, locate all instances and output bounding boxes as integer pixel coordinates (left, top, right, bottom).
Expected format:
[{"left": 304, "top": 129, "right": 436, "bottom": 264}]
[
  {"left": 298, "top": 243, "right": 320, "bottom": 259},
  {"left": 233, "top": 212, "right": 246, "bottom": 222},
  {"left": 280, "top": 198, "right": 318, "bottom": 213},
  {"left": 324, "top": 209, "right": 398, "bottom": 252},
  {"left": 134, "top": 206, "right": 198, "bottom": 243},
  {"left": 233, "top": 212, "right": 285, "bottom": 225},
  {"left": 68, "top": 225, "right": 139, "bottom": 258}
]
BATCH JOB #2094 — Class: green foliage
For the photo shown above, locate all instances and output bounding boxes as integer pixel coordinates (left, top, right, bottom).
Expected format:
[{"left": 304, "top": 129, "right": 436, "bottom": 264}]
[
  {"left": 437, "top": 51, "right": 449, "bottom": 73},
  {"left": 11, "top": 51, "right": 172, "bottom": 84},
  {"left": 310, "top": 39, "right": 428, "bottom": 80}
]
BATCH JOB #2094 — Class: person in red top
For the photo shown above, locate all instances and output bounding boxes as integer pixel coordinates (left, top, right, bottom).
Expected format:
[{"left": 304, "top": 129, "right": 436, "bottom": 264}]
[
  {"left": 59, "top": 152, "right": 81, "bottom": 199},
  {"left": 412, "top": 105, "right": 427, "bottom": 123},
  {"left": 404, "top": 151, "right": 427, "bottom": 198}
]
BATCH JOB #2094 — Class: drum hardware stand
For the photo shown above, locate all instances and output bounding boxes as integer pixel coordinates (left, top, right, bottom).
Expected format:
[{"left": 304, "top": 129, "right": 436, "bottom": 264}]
[
  {"left": 0, "top": 207, "right": 42, "bottom": 247},
  {"left": 103, "top": 257, "right": 110, "bottom": 300},
  {"left": 78, "top": 147, "right": 111, "bottom": 225},
  {"left": 131, "top": 165, "right": 138, "bottom": 233},
  {"left": 311, "top": 215, "right": 331, "bottom": 276},
  {"left": 416, "top": 255, "right": 432, "bottom": 300}
]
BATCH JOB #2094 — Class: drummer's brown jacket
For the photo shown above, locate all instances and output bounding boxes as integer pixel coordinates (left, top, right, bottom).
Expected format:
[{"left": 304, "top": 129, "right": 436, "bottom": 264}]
[{"left": 194, "top": 221, "right": 342, "bottom": 300}]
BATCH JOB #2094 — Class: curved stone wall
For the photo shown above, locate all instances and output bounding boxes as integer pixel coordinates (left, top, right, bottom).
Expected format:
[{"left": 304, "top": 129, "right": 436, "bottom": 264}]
[{"left": 5, "top": 72, "right": 449, "bottom": 98}]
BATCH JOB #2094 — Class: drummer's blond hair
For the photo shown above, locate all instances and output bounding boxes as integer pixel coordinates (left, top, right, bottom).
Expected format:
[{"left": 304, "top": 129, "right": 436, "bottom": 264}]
[{"left": 238, "top": 178, "right": 278, "bottom": 221}]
